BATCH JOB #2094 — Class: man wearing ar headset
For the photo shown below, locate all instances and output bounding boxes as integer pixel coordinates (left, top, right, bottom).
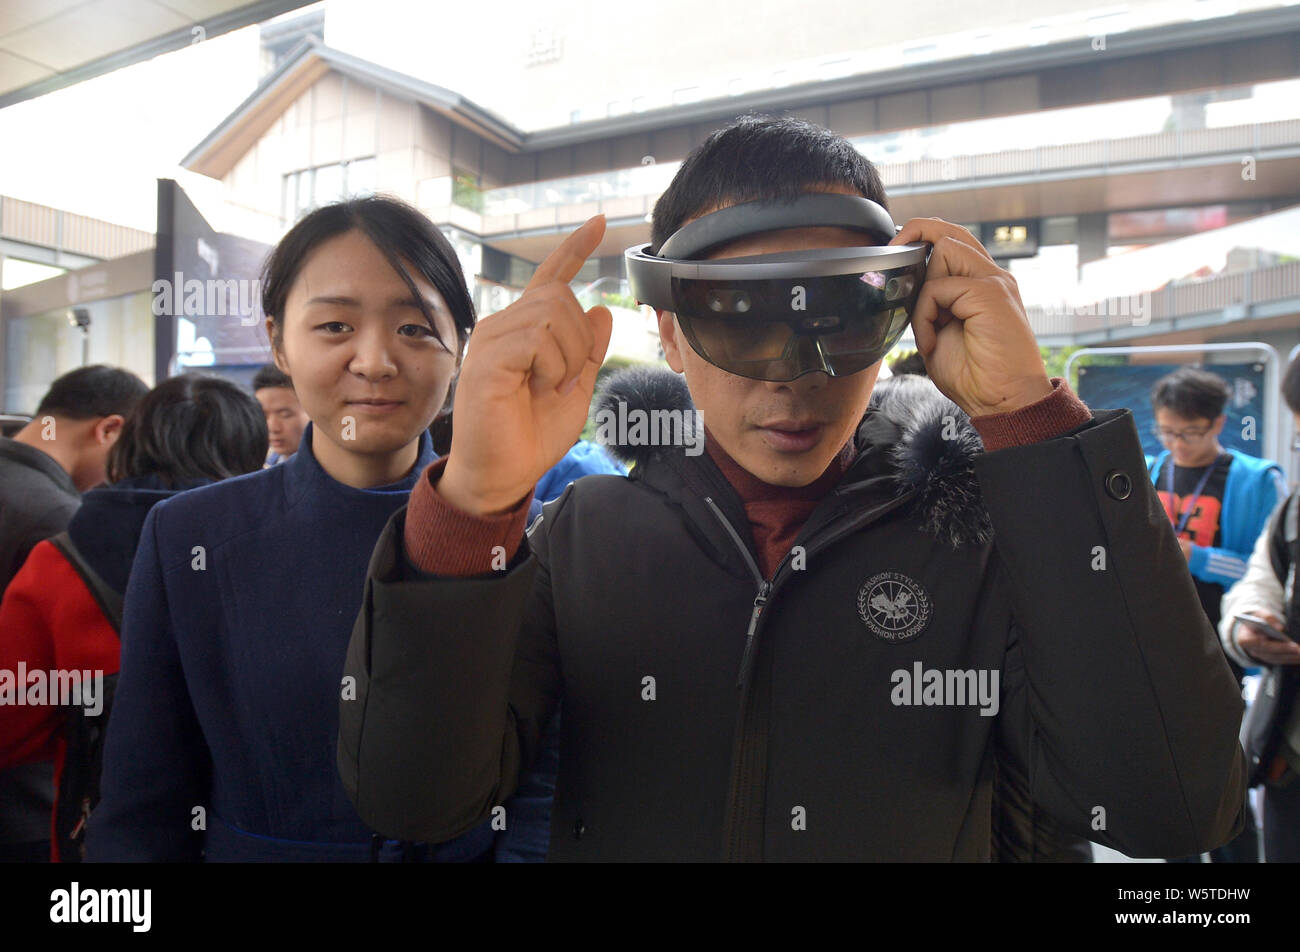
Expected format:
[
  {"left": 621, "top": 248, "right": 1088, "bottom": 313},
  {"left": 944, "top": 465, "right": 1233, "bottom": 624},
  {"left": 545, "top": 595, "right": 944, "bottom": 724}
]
[{"left": 338, "top": 116, "right": 1246, "bottom": 861}]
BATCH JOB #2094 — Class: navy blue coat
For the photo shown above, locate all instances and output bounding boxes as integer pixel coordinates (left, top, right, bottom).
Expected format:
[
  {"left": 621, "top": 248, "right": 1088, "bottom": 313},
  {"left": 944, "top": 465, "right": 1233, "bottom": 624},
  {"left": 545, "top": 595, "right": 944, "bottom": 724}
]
[{"left": 87, "top": 425, "right": 552, "bottom": 861}]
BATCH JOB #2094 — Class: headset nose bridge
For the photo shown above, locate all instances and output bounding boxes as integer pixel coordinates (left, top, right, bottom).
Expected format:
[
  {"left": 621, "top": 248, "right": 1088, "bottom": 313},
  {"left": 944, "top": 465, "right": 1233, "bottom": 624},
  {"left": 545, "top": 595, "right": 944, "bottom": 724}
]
[{"left": 785, "top": 333, "right": 832, "bottom": 377}]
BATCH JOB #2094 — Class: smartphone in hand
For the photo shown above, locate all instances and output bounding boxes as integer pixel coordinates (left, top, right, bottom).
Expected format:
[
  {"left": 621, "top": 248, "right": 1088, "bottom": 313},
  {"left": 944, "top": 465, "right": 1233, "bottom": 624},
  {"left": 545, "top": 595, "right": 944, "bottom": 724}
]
[{"left": 1234, "top": 613, "right": 1295, "bottom": 643}]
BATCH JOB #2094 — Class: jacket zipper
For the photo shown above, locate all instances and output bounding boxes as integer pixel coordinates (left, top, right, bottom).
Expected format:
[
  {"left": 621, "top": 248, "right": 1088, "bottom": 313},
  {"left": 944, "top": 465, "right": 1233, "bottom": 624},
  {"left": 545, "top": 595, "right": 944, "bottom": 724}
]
[
  {"left": 702, "top": 495, "right": 774, "bottom": 862},
  {"left": 703, "top": 488, "right": 917, "bottom": 688},
  {"left": 702, "top": 496, "right": 770, "bottom": 688},
  {"left": 703, "top": 486, "right": 918, "bottom": 862}
]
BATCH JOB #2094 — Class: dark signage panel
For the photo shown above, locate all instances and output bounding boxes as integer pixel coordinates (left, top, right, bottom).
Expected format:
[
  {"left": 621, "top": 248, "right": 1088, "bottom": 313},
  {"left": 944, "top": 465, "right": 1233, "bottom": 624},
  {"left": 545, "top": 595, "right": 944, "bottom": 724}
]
[
  {"left": 155, "top": 179, "right": 273, "bottom": 383},
  {"left": 982, "top": 220, "right": 1040, "bottom": 259}
]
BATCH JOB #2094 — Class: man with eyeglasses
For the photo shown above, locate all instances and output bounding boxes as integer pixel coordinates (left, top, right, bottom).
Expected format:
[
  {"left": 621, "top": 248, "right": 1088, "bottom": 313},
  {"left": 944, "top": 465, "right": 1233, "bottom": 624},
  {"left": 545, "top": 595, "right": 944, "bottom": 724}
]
[{"left": 1145, "top": 365, "right": 1287, "bottom": 863}]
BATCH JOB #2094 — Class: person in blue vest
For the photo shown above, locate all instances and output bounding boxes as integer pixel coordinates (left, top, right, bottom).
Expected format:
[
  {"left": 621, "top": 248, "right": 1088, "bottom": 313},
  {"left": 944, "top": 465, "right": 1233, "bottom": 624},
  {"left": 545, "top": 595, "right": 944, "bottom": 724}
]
[
  {"left": 87, "top": 196, "right": 551, "bottom": 861},
  {"left": 1144, "top": 365, "right": 1287, "bottom": 864}
]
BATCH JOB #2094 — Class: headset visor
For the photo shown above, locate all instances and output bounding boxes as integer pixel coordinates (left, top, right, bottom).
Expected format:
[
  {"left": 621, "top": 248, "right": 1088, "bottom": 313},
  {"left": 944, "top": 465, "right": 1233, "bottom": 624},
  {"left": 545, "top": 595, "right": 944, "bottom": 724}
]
[{"left": 671, "top": 263, "right": 923, "bottom": 381}]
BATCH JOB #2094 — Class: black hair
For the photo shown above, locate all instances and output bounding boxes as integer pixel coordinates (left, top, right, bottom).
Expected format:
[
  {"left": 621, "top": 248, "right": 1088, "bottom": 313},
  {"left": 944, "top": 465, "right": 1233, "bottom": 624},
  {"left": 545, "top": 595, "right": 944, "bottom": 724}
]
[
  {"left": 1150, "top": 367, "right": 1230, "bottom": 422},
  {"left": 887, "top": 350, "right": 929, "bottom": 377},
  {"left": 868, "top": 372, "right": 942, "bottom": 416},
  {"left": 260, "top": 195, "right": 476, "bottom": 353},
  {"left": 1283, "top": 353, "right": 1300, "bottom": 416},
  {"left": 106, "top": 373, "right": 267, "bottom": 488},
  {"left": 649, "top": 115, "right": 888, "bottom": 254},
  {"left": 34, "top": 364, "right": 148, "bottom": 420},
  {"left": 252, "top": 364, "right": 294, "bottom": 392}
]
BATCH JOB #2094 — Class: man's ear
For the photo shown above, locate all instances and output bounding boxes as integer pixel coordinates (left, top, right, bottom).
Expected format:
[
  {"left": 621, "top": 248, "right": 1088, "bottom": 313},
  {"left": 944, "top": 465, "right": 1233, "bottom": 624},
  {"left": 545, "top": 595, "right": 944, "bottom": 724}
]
[
  {"left": 1211, "top": 413, "right": 1228, "bottom": 437},
  {"left": 657, "top": 310, "right": 685, "bottom": 373},
  {"left": 93, "top": 414, "right": 126, "bottom": 445}
]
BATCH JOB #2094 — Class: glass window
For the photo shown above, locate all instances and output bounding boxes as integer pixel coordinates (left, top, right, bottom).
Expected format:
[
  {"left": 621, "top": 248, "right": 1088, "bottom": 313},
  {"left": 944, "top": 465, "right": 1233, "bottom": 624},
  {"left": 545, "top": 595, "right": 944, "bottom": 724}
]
[
  {"left": 418, "top": 176, "right": 453, "bottom": 208},
  {"left": 4, "top": 291, "right": 154, "bottom": 413},
  {"left": 2, "top": 258, "right": 66, "bottom": 291},
  {"left": 452, "top": 168, "right": 484, "bottom": 212},
  {"left": 313, "top": 163, "right": 343, "bottom": 206},
  {"left": 346, "top": 157, "right": 376, "bottom": 197},
  {"left": 508, "top": 257, "right": 537, "bottom": 287},
  {"left": 295, "top": 169, "right": 312, "bottom": 218}
]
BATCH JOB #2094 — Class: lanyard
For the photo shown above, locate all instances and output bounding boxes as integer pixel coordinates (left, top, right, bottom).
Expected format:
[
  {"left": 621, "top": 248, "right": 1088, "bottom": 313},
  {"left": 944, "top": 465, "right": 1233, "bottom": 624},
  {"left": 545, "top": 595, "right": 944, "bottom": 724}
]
[{"left": 1164, "top": 454, "right": 1224, "bottom": 537}]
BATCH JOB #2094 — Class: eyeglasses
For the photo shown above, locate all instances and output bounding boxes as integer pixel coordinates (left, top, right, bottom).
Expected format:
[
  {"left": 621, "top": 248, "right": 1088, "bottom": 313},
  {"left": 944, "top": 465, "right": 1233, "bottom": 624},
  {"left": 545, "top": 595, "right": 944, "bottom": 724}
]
[{"left": 1153, "top": 426, "right": 1212, "bottom": 444}]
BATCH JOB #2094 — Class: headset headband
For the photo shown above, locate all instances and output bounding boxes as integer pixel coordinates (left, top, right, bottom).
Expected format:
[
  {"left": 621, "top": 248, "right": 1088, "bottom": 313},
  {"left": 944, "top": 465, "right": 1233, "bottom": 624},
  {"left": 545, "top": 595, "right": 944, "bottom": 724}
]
[
  {"left": 657, "top": 192, "right": 897, "bottom": 259},
  {"left": 625, "top": 192, "right": 927, "bottom": 312}
]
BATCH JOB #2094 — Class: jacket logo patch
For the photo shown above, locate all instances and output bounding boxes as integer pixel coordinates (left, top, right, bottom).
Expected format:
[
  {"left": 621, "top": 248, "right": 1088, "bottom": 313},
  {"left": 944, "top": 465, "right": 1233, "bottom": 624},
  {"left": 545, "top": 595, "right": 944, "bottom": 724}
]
[{"left": 857, "top": 572, "right": 932, "bottom": 643}]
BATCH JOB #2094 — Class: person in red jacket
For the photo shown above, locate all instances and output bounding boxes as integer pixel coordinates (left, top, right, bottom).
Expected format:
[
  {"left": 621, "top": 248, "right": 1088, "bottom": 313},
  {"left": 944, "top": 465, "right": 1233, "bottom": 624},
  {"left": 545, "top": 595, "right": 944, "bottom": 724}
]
[{"left": 0, "top": 373, "right": 266, "bottom": 860}]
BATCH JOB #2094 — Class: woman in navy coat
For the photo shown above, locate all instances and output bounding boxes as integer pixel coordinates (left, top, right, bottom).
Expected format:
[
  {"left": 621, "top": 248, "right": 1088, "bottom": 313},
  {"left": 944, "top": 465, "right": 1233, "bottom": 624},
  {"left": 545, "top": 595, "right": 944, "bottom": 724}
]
[{"left": 87, "top": 197, "right": 548, "bottom": 861}]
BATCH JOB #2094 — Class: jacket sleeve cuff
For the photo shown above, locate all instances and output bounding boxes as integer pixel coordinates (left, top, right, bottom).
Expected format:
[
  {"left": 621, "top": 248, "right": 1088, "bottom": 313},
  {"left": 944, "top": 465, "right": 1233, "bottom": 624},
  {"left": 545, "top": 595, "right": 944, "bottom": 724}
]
[
  {"left": 1187, "top": 544, "right": 1209, "bottom": 578},
  {"left": 404, "top": 457, "right": 532, "bottom": 576},
  {"left": 970, "top": 377, "right": 1094, "bottom": 452}
]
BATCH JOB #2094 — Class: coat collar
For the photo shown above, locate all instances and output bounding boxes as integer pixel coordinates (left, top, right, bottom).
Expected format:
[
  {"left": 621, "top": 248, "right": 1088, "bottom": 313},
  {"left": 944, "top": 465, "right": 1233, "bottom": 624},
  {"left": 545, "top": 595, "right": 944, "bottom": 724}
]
[
  {"left": 281, "top": 422, "right": 436, "bottom": 511},
  {"left": 595, "top": 367, "right": 993, "bottom": 552}
]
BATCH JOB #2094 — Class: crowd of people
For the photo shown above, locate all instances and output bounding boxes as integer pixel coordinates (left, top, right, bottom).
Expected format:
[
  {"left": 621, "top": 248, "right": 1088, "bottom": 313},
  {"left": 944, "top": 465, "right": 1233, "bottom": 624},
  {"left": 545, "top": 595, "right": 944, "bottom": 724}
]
[{"left": 0, "top": 116, "right": 1296, "bottom": 862}]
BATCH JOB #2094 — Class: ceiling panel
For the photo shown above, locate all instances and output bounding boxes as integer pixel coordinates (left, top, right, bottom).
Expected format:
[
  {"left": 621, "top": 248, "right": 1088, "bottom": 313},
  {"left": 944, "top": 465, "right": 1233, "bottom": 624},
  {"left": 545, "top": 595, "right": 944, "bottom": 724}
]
[
  {"left": 0, "top": 0, "right": 313, "bottom": 107},
  {"left": 0, "top": 0, "right": 89, "bottom": 36},
  {"left": 0, "top": 46, "right": 53, "bottom": 88},
  {"left": 4, "top": 0, "right": 191, "bottom": 73}
]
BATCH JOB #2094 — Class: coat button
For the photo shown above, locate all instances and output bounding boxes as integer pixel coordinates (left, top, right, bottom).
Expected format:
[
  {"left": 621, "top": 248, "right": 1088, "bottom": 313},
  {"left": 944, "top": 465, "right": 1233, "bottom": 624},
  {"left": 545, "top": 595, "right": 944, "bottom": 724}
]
[{"left": 1104, "top": 470, "right": 1132, "bottom": 500}]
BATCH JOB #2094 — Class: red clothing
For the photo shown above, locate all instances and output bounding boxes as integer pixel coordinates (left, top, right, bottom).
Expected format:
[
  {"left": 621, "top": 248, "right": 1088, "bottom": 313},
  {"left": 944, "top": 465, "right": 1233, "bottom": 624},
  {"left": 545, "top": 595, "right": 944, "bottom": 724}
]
[
  {"left": 0, "top": 539, "right": 120, "bottom": 860},
  {"left": 703, "top": 432, "right": 854, "bottom": 578}
]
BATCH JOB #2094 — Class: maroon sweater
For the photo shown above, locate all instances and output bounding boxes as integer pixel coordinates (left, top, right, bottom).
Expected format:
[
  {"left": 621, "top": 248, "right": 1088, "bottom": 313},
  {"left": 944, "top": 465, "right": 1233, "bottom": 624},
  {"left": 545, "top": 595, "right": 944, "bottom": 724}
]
[{"left": 406, "top": 377, "right": 1091, "bottom": 577}]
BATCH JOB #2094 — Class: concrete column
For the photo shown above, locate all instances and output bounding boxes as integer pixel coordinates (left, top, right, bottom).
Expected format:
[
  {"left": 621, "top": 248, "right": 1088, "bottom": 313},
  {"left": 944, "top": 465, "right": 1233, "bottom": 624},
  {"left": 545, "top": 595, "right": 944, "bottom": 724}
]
[{"left": 1077, "top": 213, "right": 1108, "bottom": 271}]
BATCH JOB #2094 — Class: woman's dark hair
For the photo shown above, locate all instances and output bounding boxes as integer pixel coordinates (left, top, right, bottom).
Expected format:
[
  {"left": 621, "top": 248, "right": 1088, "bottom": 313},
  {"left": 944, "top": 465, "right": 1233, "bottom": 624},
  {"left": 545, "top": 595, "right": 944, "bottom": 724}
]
[
  {"left": 649, "top": 115, "right": 889, "bottom": 254},
  {"left": 106, "top": 374, "right": 267, "bottom": 487},
  {"left": 1283, "top": 354, "right": 1300, "bottom": 416},
  {"left": 1150, "top": 366, "right": 1230, "bottom": 422},
  {"left": 260, "top": 195, "right": 476, "bottom": 353}
]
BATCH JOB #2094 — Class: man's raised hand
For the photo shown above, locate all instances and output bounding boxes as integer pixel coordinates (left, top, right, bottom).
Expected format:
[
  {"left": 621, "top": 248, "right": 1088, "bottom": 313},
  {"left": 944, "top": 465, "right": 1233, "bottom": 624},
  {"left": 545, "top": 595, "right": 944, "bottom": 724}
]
[
  {"left": 439, "top": 216, "right": 613, "bottom": 516},
  {"left": 889, "top": 218, "right": 1052, "bottom": 418}
]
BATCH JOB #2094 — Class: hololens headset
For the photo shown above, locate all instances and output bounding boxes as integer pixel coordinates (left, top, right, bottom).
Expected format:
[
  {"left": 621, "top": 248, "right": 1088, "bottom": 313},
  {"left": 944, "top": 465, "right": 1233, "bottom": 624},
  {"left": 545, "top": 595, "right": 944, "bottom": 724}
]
[{"left": 625, "top": 192, "right": 930, "bottom": 382}]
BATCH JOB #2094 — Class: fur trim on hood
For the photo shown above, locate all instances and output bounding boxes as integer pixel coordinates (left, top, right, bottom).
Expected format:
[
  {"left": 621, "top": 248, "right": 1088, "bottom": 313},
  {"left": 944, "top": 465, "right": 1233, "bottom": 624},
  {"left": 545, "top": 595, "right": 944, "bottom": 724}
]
[
  {"left": 592, "top": 366, "right": 992, "bottom": 548},
  {"left": 869, "top": 374, "right": 993, "bottom": 549}
]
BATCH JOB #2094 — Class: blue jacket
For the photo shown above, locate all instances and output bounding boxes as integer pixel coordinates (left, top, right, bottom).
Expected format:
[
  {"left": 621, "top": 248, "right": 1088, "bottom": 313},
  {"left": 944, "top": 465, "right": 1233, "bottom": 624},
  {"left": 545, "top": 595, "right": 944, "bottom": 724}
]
[
  {"left": 535, "top": 440, "right": 625, "bottom": 504},
  {"left": 87, "top": 424, "right": 552, "bottom": 862},
  {"left": 67, "top": 475, "right": 212, "bottom": 598},
  {"left": 1145, "top": 447, "right": 1288, "bottom": 589}
]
